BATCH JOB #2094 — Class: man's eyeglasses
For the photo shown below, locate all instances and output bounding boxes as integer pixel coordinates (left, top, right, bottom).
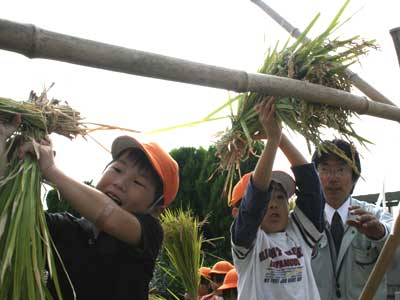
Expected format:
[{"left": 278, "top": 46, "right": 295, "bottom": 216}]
[{"left": 317, "top": 165, "right": 351, "bottom": 178}]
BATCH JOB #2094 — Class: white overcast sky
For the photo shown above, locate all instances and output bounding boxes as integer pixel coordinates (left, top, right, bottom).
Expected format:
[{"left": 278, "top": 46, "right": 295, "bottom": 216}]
[{"left": 1, "top": 0, "right": 399, "bottom": 197}]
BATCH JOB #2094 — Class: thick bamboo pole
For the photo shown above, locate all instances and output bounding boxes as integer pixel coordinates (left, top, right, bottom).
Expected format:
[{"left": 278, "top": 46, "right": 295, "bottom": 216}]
[
  {"left": 390, "top": 27, "right": 400, "bottom": 67},
  {"left": 250, "top": 0, "right": 397, "bottom": 107},
  {"left": 1, "top": 18, "right": 400, "bottom": 122},
  {"left": 359, "top": 213, "right": 400, "bottom": 300}
]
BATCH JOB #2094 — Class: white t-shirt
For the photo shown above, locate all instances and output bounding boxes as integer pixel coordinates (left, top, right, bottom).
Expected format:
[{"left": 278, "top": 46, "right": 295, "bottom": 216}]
[{"left": 232, "top": 207, "right": 322, "bottom": 300}]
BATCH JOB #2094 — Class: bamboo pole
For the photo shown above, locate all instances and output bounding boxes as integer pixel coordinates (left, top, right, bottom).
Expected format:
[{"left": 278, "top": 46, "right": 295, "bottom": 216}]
[
  {"left": 250, "top": 0, "right": 397, "bottom": 107},
  {"left": 1, "top": 18, "right": 400, "bottom": 122},
  {"left": 359, "top": 213, "right": 400, "bottom": 300},
  {"left": 390, "top": 27, "right": 400, "bottom": 67}
]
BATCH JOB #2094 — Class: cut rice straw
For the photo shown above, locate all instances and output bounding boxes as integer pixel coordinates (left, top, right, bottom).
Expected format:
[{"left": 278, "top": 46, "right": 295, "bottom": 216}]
[{"left": 0, "top": 88, "right": 140, "bottom": 300}]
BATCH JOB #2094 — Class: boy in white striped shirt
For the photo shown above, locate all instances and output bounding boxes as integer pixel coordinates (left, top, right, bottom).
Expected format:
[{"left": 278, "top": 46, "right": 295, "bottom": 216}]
[{"left": 231, "top": 97, "right": 325, "bottom": 300}]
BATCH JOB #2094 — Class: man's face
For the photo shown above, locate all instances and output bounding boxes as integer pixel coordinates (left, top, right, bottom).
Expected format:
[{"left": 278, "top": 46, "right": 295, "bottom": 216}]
[
  {"left": 317, "top": 155, "right": 354, "bottom": 209},
  {"left": 96, "top": 151, "right": 157, "bottom": 214},
  {"left": 261, "top": 188, "right": 289, "bottom": 233}
]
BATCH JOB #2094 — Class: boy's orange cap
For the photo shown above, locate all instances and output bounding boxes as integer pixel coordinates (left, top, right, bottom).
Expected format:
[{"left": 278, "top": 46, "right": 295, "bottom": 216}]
[
  {"left": 199, "top": 267, "right": 211, "bottom": 279},
  {"left": 230, "top": 173, "right": 252, "bottom": 207},
  {"left": 209, "top": 261, "right": 234, "bottom": 275},
  {"left": 217, "top": 269, "right": 238, "bottom": 291},
  {"left": 111, "top": 135, "right": 179, "bottom": 205},
  {"left": 230, "top": 171, "right": 296, "bottom": 207}
]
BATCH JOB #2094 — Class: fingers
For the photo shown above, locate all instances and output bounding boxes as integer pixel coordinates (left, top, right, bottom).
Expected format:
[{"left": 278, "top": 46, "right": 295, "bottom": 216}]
[
  {"left": 346, "top": 219, "right": 363, "bottom": 231},
  {"left": 348, "top": 207, "right": 374, "bottom": 223},
  {"left": 11, "top": 114, "right": 22, "bottom": 128},
  {"left": 40, "top": 136, "right": 52, "bottom": 146},
  {"left": 348, "top": 206, "right": 365, "bottom": 216},
  {"left": 18, "top": 137, "right": 52, "bottom": 159},
  {"left": 349, "top": 205, "right": 360, "bottom": 210},
  {"left": 346, "top": 208, "right": 386, "bottom": 239},
  {"left": 18, "top": 141, "right": 34, "bottom": 159},
  {"left": 256, "top": 96, "right": 275, "bottom": 120}
]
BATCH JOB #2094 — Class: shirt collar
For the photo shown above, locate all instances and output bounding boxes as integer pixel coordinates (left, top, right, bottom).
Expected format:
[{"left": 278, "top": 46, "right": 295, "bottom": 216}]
[{"left": 325, "top": 196, "right": 351, "bottom": 224}]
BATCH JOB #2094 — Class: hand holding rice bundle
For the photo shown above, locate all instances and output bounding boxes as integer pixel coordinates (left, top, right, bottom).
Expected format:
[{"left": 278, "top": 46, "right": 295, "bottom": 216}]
[
  {"left": 215, "top": 0, "right": 373, "bottom": 194},
  {"left": 0, "top": 88, "right": 88, "bottom": 300}
]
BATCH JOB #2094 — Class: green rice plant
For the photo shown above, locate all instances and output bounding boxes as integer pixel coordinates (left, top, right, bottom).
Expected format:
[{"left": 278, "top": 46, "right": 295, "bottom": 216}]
[
  {"left": 214, "top": 0, "right": 375, "bottom": 193},
  {"left": 0, "top": 90, "right": 88, "bottom": 300},
  {"left": 161, "top": 208, "right": 205, "bottom": 300}
]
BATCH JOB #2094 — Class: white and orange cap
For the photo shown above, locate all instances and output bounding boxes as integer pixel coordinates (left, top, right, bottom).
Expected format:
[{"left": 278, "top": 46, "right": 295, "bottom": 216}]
[{"left": 111, "top": 135, "right": 179, "bottom": 206}]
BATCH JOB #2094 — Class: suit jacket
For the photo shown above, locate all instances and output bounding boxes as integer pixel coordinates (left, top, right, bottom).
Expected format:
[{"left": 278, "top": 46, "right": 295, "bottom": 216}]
[{"left": 311, "top": 197, "right": 393, "bottom": 300}]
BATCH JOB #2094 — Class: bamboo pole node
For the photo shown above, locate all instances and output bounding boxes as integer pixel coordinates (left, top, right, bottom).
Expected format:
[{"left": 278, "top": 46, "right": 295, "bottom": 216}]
[
  {"left": 359, "top": 96, "right": 370, "bottom": 115},
  {"left": 1, "top": 18, "right": 400, "bottom": 122},
  {"left": 28, "top": 24, "right": 39, "bottom": 59}
]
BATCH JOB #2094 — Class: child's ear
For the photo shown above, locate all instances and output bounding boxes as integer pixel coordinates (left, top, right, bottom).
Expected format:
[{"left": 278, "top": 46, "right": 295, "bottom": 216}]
[{"left": 232, "top": 207, "right": 239, "bottom": 218}]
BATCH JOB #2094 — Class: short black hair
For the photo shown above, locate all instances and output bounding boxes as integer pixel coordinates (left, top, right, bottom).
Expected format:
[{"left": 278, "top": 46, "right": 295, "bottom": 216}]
[{"left": 312, "top": 139, "right": 361, "bottom": 186}]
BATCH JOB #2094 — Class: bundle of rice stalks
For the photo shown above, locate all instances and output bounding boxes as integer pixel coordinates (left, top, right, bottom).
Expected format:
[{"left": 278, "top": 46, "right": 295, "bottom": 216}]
[
  {"left": 161, "top": 209, "right": 205, "bottom": 300},
  {"left": 215, "top": 0, "right": 375, "bottom": 195},
  {"left": 0, "top": 89, "right": 90, "bottom": 300}
]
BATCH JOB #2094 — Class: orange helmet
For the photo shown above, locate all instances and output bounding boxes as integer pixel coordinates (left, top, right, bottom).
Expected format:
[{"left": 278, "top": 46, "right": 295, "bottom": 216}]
[
  {"left": 199, "top": 267, "right": 211, "bottom": 279},
  {"left": 229, "top": 173, "right": 252, "bottom": 207},
  {"left": 210, "top": 261, "right": 234, "bottom": 275},
  {"left": 217, "top": 269, "right": 238, "bottom": 290}
]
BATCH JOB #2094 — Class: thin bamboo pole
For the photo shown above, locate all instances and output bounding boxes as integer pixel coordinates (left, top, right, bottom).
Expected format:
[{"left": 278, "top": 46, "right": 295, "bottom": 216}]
[
  {"left": 390, "top": 27, "right": 400, "bottom": 67},
  {"left": 359, "top": 213, "right": 400, "bottom": 300},
  {"left": 250, "top": 0, "right": 397, "bottom": 107},
  {"left": 1, "top": 18, "right": 400, "bottom": 122}
]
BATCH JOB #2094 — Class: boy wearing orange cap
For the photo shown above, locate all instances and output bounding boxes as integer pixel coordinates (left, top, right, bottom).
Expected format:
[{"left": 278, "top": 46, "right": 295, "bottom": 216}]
[
  {"left": 231, "top": 98, "right": 324, "bottom": 300},
  {"left": 198, "top": 267, "right": 212, "bottom": 298},
  {"left": 217, "top": 268, "right": 238, "bottom": 300},
  {"left": 200, "top": 260, "right": 234, "bottom": 300},
  {"left": 1, "top": 118, "right": 179, "bottom": 300}
]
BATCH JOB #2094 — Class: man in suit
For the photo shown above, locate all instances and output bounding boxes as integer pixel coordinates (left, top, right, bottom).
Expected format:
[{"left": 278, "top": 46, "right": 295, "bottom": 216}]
[{"left": 311, "top": 139, "right": 393, "bottom": 300}]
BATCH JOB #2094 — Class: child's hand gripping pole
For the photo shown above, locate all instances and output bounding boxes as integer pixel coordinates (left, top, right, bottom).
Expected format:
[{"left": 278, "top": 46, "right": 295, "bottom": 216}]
[{"left": 359, "top": 211, "right": 400, "bottom": 300}]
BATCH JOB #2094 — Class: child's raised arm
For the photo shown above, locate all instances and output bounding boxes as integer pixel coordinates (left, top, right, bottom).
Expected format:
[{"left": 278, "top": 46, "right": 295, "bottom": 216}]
[
  {"left": 252, "top": 97, "right": 282, "bottom": 191},
  {"left": 279, "top": 134, "right": 307, "bottom": 167},
  {"left": 279, "top": 134, "right": 325, "bottom": 233},
  {"left": 232, "top": 97, "right": 282, "bottom": 248}
]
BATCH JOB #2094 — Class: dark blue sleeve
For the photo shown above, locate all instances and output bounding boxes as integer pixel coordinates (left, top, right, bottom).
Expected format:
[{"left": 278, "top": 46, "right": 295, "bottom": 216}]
[
  {"left": 231, "top": 176, "right": 272, "bottom": 248},
  {"left": 292, "top": 163, "right": 325, "bottom": 232}
]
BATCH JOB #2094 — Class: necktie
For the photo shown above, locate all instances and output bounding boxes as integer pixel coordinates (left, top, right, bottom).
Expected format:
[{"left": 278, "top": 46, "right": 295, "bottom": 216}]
[{"left": 331, "top": 211, "right": 344, "bottom": 255}]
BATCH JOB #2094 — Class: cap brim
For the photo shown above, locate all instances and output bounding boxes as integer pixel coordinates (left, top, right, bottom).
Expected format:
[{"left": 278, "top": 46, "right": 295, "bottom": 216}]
[
  {"left": 271, "top": 171, "right": 295, "bottom": 198},
  {"left": 111, "top": 135, "right": 144, "bottom": 160},
  {"left": 217, "top": 283, "right": 237, "bottom": 290}
]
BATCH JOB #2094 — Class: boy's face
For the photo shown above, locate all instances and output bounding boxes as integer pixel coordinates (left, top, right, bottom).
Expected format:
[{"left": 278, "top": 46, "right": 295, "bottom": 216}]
[
  {"left": 210, "top": 273, "right": 225, "bottom": 295},
  {"left": 199, "top": 278, "right": 210, "bottom": 296},
  {"left": 261, "top": 188, "right": 289, "bottom": 233},
  {"left": 96, "top": 151, "right": 157, "bottom": 214},
  {"left": 317, "top": 155, "right": 353, "bottom": 209}
]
